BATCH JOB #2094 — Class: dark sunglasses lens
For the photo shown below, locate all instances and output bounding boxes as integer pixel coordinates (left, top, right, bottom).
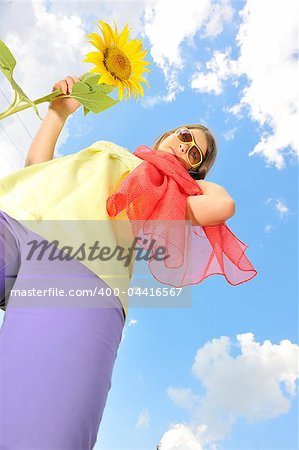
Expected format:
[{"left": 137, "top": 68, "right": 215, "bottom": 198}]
[
  {"left": 176, "top": 128, "right": 193, "bottom": 143},
  {"left": 188, "top": 145, "right": 202, "bottom": 164}
]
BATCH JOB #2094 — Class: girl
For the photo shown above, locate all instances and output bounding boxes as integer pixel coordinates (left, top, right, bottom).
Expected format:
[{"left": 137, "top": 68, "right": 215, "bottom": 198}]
[{"left": 0, "top": 75, "right": 235, "bottom": 449}]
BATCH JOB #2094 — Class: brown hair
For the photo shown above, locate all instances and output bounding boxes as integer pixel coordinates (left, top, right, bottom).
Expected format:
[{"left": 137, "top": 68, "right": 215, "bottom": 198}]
[{"left": 152, "top": 123, "right": 218, "bottom": 180}]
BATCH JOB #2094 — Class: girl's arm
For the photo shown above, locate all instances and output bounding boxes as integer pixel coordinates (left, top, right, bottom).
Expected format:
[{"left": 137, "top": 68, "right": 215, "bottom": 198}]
[
  {"left": 186, "top": 180, "right": 236, "bottom": 226},
  {"left": 24, "top": 109, "right": 67, "bottom": 166},
  {"left": 24, "top": 76, "right": 81, "bottom": 167}
]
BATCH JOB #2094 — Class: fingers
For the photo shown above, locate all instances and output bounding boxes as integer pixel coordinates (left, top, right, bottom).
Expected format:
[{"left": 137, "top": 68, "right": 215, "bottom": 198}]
[
  {"left": 52, "top": 76, "right": 81, "bottom": 94},
  {"left": 64, "top": 76, "right": 77, "bottom": 94}
]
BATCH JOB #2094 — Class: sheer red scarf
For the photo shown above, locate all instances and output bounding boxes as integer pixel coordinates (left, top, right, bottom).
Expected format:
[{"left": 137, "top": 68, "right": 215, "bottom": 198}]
[{"left": 106, "top": 145, "right": 258, "bottom": 287}]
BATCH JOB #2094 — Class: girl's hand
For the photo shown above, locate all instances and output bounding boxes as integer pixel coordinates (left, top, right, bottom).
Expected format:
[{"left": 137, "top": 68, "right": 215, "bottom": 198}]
[{"left": 48, "top": 75, "right": 81, "bottom": 119}]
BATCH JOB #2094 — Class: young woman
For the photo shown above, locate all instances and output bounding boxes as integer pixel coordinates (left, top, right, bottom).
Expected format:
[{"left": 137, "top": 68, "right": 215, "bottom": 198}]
[{"left": 0, "top": 75, "right": 235, "bottom": 449}]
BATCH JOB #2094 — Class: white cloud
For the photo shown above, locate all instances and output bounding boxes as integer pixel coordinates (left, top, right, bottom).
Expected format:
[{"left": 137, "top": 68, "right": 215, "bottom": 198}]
[
  {"left": 49, "top": 0, "right": 149, "bottom": 37},
  {"left": 128, "top": 319, "right": 138, "bottom": 326},
  {"left": 142, "top": 73, "right": 184, "bottom": 108},
  {"left": 265, "top": 197, "right": 290, "bottom": 221},
  {"left": 222, "top": 127, "right": 237, "bottom": 141},
  {"left": 192, "top": 0, "right": 298, "bottom": 169},
  {"left": 158, "top": 333, "right": 299, "bottom": 449},
  {"left": 275, "top": 199, "right": 289, "bottom": 220},
  {"left": 264, "top": 224, "right": 273, "bottom": 234},
  {"left": 235, "top": 0, "right": 298, "bottom": 157},
  {"left": 143, "top": 0, "right": 207, "bottom": 69},
  {"left": 191, "top": 49, "right": 239, "bottom": 94},
  {"left": 142, "top": 0, "right": 234, "bottom": 105},
  {"left": 158, "top": 423, "right": 204, "bottom": 450},
  {"left": 0, "top": 1, "right": 88, "bottom": 177},
  {"left": 135, "top": 408, "right": 150, "bottom": 428},
  {"left": 202, "top": 0, "right": 233, "bottom": 38},
  {"left": 226, "top": 102, "right": 244, "bottom": 118},
  {"left": 119, "top": 318, "right": 138, "bottom": 344},
  {"left": 167, "top": 387, "right": 201, "bottom": 411},
  {"left": 143, "top": 0, "right": 233, "bottom": 68}
]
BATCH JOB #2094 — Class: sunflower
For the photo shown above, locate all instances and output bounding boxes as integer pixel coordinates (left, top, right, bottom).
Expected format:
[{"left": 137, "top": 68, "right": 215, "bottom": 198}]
[{"left": 83, "top": 20, "right": 151, "bottom": 101}]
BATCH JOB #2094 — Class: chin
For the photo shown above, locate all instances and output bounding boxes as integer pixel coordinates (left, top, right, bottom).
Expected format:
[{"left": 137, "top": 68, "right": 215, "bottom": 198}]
[{"left": 157, "top": 147, "right": 169, "bottom": 153}]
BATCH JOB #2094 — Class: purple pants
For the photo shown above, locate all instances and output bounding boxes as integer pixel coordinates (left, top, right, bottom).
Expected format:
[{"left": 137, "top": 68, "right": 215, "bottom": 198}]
[{"left": 0, "top": 209, "right": 125, "bottom": 449}]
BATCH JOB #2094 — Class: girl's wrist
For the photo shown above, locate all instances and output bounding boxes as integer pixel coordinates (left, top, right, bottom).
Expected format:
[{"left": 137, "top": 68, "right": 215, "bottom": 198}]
[{"left": 46, "top": 107, "right": 69, "bottom": 123}]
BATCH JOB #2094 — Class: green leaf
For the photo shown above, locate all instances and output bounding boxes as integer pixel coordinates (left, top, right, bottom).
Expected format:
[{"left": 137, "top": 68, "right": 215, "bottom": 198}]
[
  {"left": 83, "top": 105, "right": 90, "bottom": 116},
  {"left": 80, "top": 72, "right": 98, "bottom": 85},
  {"left": 97, "top": 84, "right": 115, "bottom": 94},
  {"left": 71, "top": 78, "right": 119, "bottom": 114},
  {"left": 80, "top": 72, "right": 115, "bottom": 94},
  {"left": 0, "top": 39, "right": 16, "bottom": 80},
  {"left": 0, "top": 39, "right": 42, "bottom": 120}
]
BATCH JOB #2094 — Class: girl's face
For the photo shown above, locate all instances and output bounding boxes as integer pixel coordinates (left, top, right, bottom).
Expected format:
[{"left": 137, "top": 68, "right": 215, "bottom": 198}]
[{"left": 157, "top": 128, "right": 208, "bottom": 170}]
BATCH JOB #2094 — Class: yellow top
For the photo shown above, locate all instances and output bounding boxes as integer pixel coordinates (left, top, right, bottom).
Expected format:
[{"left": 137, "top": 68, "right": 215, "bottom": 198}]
[{"left": 0, "top": 140, "right": 143, "bottom": 320}]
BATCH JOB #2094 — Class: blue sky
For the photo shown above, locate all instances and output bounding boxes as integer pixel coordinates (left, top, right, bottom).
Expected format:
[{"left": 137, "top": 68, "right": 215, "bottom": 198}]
[{"left": 0, "top": 1, "right": 298, "bottom": 449}]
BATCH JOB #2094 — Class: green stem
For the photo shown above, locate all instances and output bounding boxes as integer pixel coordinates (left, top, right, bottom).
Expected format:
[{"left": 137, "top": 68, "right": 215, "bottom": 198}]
[
  {"left": 0, "top": 89, "right": 69, "bottom": 120},
  {"left": 11, "top": 90, "right": 18, "bottom": 108}
]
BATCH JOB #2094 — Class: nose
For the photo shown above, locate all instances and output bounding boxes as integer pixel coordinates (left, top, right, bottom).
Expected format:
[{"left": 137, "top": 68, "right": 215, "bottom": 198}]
[{"left": 179, "top": 143, "right": 188, "bottom": 153}]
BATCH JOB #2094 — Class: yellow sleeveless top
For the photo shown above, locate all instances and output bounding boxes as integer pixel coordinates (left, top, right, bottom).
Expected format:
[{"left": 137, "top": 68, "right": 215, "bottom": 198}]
[{"left": 0, "top": 140, "right": 143, "bottom": 320}]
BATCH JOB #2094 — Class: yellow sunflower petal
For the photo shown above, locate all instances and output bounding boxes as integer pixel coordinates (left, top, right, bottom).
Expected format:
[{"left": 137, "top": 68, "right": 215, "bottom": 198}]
[
  {"left": 84, "top": 20, "right": 150, "bottom": 102},
  {"left": 130, "top": 62, "right": 150, "bottom": 72},
  {"left": 117, "top": 81, "right": 125, "bottom": 101},
  {"left": 140, "top": 61, "right": 151, "bottom": 67},
  {"left": 127, "top": 79, "right": 140, "bottom": 98},
  {"left": 91, "top": 61, "right": 107, "bottom": 74},
  {"left": 138, "top": 76, "right": 150, "bottom": 88},
  {"left": 112, "top": 20, "right": 119, "bottom": 42},
  {"left": 137, "top": 48, "right": 148, "bottom": 59},
  {"left": 132, "top": 59, "right": 151, "bottom": 68},
  {"left": 117, "top": 23, "right": 131, "bottom": 49},
  {"left": 133, "top": 39, "right": 143, "bottom": 52},
  {"left": 86, "top": 33, "right": 106, "bottom": 52},
  {"left": 130, "top": 59, "right": 145, "bottom": 66},
  {"left": 122, "top": 41, "right": 135, "bottom": 56},
  {"left": 83, "top": 51, "right": 103, "bottom": 63},
  {"left": 97, "top": 20, "right": 113, "bottom": 47},
  {"left": 123, "top": 40, "right": 143, "bottom": 58},
  {"left": 98, "top": 71, "right": 117, "bottom": 86},
  {"left": 122, "top": 80, "right": 132, "bottom": 99},
  {"left": 89, "top": 67, "right": 101, "bottom": 74},
  {"left": 130, "top": 68, "right": 143, "bottom": 77},
  {"left": 132, "top": 67, "right": 151, "bottom": 77},
  {"left": 136, "top": 82, "right": 144, "bottom": 97},
  {"left": 125, "top": 85, "right": 133, "bottom": 100}
]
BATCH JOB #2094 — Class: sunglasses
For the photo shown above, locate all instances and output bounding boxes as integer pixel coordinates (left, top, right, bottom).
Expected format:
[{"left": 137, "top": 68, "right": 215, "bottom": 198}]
[{"left": 175, "top": 127, "right": 204, "bottom": 169}]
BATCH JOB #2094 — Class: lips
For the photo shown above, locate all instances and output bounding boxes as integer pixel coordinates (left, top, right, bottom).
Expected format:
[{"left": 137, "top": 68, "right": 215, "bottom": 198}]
[
  {"left": 170, "top": 147, "right": 189, "bottom": 169},
  {"left": 170, "top": 147, "right": 177, "bottom": 158}
]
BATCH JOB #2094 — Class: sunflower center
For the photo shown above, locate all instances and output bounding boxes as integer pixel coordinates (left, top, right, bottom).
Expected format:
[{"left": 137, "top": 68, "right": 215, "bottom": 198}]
[{"left": 104, "top": 46, "right": 132, "bottom": 81}]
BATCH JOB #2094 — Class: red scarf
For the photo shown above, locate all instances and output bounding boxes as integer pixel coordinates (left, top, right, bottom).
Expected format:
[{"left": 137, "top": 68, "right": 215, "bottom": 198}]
[{"left": 106, "top": 145, "right": 258, "bottom": 287}]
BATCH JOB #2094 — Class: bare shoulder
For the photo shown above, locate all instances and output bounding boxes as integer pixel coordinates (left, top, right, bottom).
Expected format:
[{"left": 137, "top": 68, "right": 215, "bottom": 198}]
[
  {"left": 195, "top": 179, "right": 223, "bottom": 191},
  {"left": 196, "top": 179, "right": 234, "bottom": 200},
  {"left": 196, "top": 179, "right": 210, "bottom": 188},
  {"left": 196, "top": 179, "right": 220, "bottom": 188}
]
